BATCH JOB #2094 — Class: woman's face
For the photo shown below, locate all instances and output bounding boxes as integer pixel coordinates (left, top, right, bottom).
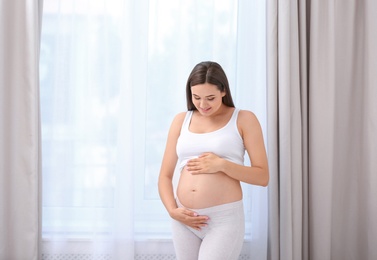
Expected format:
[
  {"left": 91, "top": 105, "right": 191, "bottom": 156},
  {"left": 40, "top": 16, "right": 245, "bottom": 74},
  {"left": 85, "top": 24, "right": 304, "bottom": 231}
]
[{"left": 191, "top": 83, "right": 225, "bottom": 116}]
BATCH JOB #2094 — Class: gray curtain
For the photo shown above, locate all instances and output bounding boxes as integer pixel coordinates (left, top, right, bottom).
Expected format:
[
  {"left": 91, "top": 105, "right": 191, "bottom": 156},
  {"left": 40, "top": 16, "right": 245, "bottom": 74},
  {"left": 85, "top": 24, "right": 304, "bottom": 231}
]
[
  {"left": 267, "top": 1, "right": 377, "bottom": 260},
  {"left": 0, "top": 0, "right": 43, "bottom": 259}
]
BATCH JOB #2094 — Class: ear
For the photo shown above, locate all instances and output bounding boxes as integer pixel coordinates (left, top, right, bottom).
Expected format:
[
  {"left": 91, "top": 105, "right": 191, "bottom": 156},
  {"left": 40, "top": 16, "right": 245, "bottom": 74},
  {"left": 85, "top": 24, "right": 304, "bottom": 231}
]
[{"left": 221, "top": 91, "right": 226, "bottom": 97}]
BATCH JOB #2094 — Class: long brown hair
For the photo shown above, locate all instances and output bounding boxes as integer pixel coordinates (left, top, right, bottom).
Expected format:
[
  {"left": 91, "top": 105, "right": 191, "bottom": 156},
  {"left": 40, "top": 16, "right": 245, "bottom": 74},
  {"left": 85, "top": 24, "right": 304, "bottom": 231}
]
[{"left": 185, "top": 61, "right": 235, "bottom": 110}]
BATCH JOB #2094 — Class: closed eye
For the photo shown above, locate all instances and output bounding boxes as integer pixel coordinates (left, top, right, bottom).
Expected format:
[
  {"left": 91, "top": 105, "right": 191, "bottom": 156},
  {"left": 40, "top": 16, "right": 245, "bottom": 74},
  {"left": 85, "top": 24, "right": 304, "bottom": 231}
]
[{"left": 192, "top": 95, "right": 216, "bottom": 101}]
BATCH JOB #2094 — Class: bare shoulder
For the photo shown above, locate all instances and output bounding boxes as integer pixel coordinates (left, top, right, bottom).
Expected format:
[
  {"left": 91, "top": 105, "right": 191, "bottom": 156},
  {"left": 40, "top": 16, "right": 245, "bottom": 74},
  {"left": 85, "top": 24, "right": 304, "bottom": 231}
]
[
  {"left": 237, "top": 109, "right": 262, "bottom": 136},
  {"left": 168, "top": 111, "right": 187, "bottom": 133},
  {"left": 171, "top": 111, "right": 186, "bottom": 126},
  {"left": 238, "top": 109, "right": 260, "bottom": 126}
]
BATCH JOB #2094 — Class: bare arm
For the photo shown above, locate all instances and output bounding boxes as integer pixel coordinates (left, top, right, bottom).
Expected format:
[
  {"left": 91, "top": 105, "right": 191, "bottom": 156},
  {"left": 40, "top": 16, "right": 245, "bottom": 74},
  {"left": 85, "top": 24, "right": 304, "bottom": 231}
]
[
  {"left": 158, "top": 112, "right": 209, "bottom": 230},
  {"left": 186, "top": 110, "right": 269, "bottom": 187},
  {"left": 223, "top": 110, "right": 269, "bottom": 186},
  {"left": 158, "top": 113, "right": 182, "bottom": 214}
]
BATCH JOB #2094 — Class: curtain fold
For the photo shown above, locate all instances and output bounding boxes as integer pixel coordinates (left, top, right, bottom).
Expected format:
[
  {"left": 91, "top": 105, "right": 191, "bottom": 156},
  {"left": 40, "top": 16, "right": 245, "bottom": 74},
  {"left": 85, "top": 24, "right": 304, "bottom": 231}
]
[
  {"left": 0, "top": 0, "right": 43, "bottom": 259},
  {"left": 266, "top": 0, "right": 309, "bottom": 259},
  {"left": 267, "top": 0, "right": 377, "bottom": 259},
  {"left": 309, "top": 1, "right": 377, "bottom": 259}
]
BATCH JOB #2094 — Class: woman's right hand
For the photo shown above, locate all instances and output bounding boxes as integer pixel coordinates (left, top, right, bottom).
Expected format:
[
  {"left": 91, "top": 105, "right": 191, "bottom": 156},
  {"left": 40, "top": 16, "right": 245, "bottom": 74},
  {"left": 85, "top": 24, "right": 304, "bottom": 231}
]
[{"left": 170, "top": 207, "right": 209, "bottom": 231}]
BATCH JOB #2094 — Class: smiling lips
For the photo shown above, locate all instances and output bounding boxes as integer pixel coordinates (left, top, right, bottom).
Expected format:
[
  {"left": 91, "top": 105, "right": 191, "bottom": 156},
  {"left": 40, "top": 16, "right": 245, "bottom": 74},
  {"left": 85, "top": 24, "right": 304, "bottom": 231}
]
[{"left": 200, "top": 107, "right": 211, "bottom": 113}]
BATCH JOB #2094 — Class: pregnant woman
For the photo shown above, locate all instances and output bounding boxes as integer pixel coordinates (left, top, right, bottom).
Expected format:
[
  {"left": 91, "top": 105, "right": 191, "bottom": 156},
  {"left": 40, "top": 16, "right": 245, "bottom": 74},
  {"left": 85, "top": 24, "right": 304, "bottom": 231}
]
[{"left": 158, "top": 61, "right": 269, "bottom": 260}]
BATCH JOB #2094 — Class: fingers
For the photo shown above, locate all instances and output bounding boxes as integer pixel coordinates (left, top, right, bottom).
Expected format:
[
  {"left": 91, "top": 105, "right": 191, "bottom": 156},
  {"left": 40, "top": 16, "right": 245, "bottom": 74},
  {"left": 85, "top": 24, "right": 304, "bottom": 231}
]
[
  {"left": 184, "top": 209, "right": 209, "bottom": 221},
  {"left": 185, "top": 209, "right": 198, "bottom": 217},
  {"left": 186, "top": 153, "right": 215, "bottom": 172},
  {"left": 198, "top": 152, "right": 211, "bottom": 158},
  {"left": 181, "top": 209, "right": 209, "bottom": 230},
  {"left": 185, "top": 162, "right": 202, "bottom": 174},
  {"left": 190, "top": 216, "right": 209, "bottom": 230},
  {"left": 186, "top": 166, "right": 200, "bottom": 173}
]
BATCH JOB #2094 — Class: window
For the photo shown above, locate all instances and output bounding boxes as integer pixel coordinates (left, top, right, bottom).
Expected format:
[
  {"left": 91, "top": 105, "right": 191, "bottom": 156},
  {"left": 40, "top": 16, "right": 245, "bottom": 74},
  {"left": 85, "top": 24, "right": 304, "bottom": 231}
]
[{"left": 40, "top": 0, "right": 267, "bottom": 253}]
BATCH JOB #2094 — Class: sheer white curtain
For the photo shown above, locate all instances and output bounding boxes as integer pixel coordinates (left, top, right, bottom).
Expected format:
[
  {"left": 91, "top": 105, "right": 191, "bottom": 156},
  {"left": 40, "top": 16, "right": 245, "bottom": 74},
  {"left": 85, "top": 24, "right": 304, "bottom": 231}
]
[{"left": 40, "top": 0, "right": 267, "bottom": 259}]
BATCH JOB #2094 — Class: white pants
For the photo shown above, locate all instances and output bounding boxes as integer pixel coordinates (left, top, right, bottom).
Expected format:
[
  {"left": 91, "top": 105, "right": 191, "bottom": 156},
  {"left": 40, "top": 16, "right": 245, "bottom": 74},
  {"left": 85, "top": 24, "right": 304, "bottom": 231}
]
[{"left": 172, "top": 197, "right": 245, "bottom": 260}]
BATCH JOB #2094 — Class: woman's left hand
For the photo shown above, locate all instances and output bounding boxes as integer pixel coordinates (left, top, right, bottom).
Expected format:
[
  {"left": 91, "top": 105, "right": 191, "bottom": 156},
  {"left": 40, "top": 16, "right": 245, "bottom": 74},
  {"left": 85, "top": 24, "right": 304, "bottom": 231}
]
[{"left": 186, "top": 152, "right": 223, "bottom": 174}]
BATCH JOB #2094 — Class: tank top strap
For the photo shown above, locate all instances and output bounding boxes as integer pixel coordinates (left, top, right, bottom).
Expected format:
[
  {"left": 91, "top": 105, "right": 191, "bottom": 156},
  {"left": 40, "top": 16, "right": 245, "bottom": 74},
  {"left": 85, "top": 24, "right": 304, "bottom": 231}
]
[
  {"left": 181, "top": 110, "right": 193, "bottom": 132},
  {"left": 229, "top": 108, "right": 240, "bottom": 126}
]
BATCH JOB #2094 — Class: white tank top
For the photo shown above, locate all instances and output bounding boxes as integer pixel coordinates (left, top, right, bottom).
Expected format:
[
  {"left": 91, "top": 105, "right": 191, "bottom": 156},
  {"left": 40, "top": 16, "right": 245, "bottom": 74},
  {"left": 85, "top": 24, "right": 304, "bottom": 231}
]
[{"left": 176, "top": 108, "right": 245, "bottom": 170}]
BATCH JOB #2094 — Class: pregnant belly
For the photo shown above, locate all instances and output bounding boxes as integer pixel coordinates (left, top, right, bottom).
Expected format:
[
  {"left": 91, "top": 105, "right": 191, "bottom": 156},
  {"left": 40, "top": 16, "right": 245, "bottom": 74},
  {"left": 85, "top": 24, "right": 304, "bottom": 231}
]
[{"left": 176, "top": 166, "right": 242, "bottom": 209}]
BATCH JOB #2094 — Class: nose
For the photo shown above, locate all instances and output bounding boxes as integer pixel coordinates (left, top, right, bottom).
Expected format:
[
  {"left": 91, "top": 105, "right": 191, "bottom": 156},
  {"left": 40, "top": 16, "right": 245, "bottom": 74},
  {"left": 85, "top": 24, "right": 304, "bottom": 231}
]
[{"left": 200, "top": 99, "right": 208, "bottom": 108}]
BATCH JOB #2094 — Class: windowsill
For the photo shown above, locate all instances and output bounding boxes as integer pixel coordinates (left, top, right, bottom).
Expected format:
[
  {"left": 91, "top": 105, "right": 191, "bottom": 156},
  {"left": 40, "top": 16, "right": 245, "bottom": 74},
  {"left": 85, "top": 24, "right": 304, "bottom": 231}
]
[{"left": 42, "top": 238, "right": 253, "bottom": 256}]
